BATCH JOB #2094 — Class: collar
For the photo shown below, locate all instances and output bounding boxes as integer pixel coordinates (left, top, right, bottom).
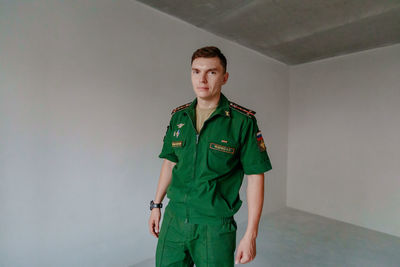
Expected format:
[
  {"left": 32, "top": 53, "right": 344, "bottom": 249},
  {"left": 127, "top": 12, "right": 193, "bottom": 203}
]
[{"left": 185, "top": 93, "right": 231, "bottom": 121}]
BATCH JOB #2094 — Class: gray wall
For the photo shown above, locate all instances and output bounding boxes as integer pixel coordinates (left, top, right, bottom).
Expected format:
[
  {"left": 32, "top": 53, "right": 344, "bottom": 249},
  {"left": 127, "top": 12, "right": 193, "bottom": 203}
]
[
  {"left": 288, "top": 44, "right": 400, "bottom": 237},
  {"left": 0, "top": 0, "right": 288, "bottom": 266}
]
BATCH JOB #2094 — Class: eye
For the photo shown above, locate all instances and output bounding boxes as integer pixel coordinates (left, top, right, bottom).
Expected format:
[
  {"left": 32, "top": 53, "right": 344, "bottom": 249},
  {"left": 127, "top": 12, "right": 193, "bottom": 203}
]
[{"left": 209, "top": 71, "right": 216, "bottom": 75}]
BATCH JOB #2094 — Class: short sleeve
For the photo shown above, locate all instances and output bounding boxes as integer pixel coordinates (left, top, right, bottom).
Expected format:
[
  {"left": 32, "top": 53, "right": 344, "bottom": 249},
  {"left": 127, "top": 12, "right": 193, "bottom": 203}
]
[
  {"left": 240, "top": 117, "right": 272, "bottom": 175},
  {"left": 158, "top": 119, "right": 178, "bottom": 163}
]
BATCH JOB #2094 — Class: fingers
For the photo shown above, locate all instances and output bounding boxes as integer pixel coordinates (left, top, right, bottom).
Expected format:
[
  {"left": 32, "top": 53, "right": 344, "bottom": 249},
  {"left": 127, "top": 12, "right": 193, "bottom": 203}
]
[
  {"left": 155, "top": 220, "right": 160, "bottom": 235},
  {"left": 240, "top": 254, "right": 251, "bottom": 264},
  {"left": 148, "top": 210, "right": 162, "bottom": 238},
  {"left": 235, "top": 250, "right": 254, "bottom": 264},
  {"left": 148, "top": 219, "right": 159, "bottom": 238},
  {"left": 148, "top": 220, "right": 155, "bottom": 237},
  {"left": 235, "top": 250, "right": 242, "bottom": 264}
]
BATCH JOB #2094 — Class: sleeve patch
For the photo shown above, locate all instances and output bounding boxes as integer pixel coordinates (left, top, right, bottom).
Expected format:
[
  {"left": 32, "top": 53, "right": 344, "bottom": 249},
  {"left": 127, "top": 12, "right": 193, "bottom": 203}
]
[{"left": 256, "top": 131, "right": 266, "bottom": 152}]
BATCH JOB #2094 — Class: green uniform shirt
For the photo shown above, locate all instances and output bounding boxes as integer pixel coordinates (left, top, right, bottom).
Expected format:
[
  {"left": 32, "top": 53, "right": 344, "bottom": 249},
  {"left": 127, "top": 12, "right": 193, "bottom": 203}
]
[{"left": 159, "top": 93, "right": 272, "bottom": 221}]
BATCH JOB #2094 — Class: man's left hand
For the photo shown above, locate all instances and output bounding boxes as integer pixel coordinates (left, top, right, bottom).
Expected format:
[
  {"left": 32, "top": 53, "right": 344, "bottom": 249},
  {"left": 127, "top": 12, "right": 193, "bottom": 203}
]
[{"left": 235, "top": 235, "right": 256, "bottom": 264}]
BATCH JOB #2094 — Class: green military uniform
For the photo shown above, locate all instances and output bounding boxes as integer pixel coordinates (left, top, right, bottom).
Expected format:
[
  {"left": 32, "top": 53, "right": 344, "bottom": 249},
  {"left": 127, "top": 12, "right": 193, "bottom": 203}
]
[{"left": 156, "top": 93, "right": 272, "bottom": 267}]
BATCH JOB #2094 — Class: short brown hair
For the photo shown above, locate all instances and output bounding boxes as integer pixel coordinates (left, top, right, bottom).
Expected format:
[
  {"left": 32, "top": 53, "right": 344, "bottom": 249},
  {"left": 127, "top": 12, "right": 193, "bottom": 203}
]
[{"left": 191, "top": 46, "right": 227, "bottom": 73}]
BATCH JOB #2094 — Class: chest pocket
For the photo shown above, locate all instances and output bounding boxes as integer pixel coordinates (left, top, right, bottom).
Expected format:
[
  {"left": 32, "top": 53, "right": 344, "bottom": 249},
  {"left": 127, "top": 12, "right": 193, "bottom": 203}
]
[
  {"left": 172, "top": 138, "right": 186, "bottom": 161},
  {"left": 207, "top": 139, "right": 238, "bottom": 174}
]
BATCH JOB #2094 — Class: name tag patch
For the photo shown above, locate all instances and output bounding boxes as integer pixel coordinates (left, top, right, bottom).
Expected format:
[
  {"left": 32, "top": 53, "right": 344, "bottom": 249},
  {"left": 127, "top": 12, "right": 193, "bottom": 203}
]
[
  {"left": 210, "top": 143, "right": 235, "bottom": 154},
  {"left": 172, "top": 141, "right": 183, "bottom": 148}
]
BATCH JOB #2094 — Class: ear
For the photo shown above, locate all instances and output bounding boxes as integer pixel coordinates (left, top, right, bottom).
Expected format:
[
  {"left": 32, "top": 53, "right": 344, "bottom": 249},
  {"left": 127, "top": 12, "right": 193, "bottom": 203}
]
[{"left": 222, "top": 72, "right": 229, "bottom": 85}]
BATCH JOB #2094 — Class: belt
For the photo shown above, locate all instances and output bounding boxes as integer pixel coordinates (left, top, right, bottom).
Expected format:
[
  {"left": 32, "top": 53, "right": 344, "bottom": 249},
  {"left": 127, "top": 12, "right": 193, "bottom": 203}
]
[{"left": 165, "top": 201, "right": 235, "bottom": 225}]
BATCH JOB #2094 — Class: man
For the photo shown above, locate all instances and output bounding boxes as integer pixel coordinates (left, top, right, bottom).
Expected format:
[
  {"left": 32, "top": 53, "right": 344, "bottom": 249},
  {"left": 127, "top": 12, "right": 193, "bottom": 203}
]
[{"left": 148, "top": 46, "right": 272, "bottom": 266}]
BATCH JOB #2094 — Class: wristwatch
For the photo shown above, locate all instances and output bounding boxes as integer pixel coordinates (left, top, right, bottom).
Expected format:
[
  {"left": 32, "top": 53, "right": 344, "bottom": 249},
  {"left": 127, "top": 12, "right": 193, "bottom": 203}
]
[{"left": 150, "top": 200, "right": 163, "bottom": 210}]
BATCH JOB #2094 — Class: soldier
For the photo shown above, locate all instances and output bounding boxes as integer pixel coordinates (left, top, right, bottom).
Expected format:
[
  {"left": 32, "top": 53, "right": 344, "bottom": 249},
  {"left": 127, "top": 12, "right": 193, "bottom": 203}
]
[{"left": 148, "top": 46, "right": 272, "bottom": 266}]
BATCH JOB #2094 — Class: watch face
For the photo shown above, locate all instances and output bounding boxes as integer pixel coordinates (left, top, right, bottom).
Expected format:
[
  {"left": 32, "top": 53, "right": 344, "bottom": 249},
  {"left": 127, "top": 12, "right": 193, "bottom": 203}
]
[{"left": 150, "top": 200, "right": 161, "bottom": 210}]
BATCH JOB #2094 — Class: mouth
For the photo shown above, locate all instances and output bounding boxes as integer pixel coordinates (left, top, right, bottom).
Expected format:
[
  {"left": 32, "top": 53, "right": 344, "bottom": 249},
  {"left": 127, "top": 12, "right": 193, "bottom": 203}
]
[{"left": 198, "top": 87, "right": 209, "bottom": 90}]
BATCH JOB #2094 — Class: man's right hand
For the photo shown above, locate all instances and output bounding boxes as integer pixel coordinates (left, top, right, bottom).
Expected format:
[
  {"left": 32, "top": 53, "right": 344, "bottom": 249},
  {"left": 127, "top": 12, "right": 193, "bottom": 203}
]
[{"left": 148, "top": 208, "right": 162, "bottom": 238}]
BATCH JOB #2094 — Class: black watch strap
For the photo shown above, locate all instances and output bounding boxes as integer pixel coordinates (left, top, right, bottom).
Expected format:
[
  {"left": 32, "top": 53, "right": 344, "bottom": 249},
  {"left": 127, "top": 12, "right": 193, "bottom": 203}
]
[{"left": 150, "top": 200, "right": 163, "bottom": 210}]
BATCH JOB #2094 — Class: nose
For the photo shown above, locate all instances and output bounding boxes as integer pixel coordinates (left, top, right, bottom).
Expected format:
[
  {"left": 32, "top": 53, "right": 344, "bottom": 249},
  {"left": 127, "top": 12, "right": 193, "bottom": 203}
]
[{"left": 200, "top": 72, "right": 207, "bottom": 83}]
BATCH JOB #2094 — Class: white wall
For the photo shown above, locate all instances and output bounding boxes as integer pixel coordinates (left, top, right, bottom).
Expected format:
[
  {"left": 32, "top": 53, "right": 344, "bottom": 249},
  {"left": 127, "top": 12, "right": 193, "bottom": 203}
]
[
  {"left": 288, "top": 44, "right": 400, "bottom": 237},
  {"left": 0, "top": 0, "right": 288, "bottom": 266}
]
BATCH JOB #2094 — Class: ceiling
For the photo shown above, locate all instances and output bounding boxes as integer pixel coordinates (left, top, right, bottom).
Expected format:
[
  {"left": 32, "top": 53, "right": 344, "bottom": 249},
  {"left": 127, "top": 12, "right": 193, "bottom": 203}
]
[{"left": 136, "top": 0, "right": 400, "bottom": 65}]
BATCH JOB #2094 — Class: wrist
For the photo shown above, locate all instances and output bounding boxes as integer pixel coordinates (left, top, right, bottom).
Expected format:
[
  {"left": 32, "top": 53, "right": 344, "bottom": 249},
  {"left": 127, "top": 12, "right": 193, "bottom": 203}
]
[
  {"left": 244, "top": 230, "right": 258, "bottom": 240},
  {"left": 150, "top": 200, "right": 163, "bottom": 210}
]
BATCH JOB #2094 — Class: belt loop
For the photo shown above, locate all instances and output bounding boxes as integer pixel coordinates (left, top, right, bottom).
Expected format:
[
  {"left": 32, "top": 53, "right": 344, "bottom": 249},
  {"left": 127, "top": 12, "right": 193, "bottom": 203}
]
[{"left": 222, "top": 216, "right": 233, "bottom": 224}]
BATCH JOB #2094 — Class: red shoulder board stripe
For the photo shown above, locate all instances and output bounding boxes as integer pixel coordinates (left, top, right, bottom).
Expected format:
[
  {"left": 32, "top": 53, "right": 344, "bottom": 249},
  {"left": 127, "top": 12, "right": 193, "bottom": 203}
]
[
  {"left": 229, "top": 102, "right": 256, "bottom": 116},
  {"left": 171, "top": 102, "right": 191, "bottom": 115}
]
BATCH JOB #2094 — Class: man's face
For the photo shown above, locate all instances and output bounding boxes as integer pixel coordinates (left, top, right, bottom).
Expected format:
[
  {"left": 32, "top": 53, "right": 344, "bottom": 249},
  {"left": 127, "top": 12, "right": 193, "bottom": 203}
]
[{"left": 191, "top": 57, "right": 229, "bottom": 101}]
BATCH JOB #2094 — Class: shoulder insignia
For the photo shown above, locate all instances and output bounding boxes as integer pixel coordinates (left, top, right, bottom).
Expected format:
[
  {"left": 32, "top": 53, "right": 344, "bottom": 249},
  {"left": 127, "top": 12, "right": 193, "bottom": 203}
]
[
  {"left": 171, "top": 102, "right": 191, "bottom": 115},
  {"left": 229, "top": 102, "right": 256, "bottom": 117}
]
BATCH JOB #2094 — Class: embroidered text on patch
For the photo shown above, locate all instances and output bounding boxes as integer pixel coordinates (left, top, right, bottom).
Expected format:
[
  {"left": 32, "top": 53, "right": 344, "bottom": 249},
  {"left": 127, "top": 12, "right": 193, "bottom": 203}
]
[
  {"left": 172, "top": 141, "right": 183, "bottom": 148},
  {"left": 210, "top": 143, "right": 235, "bottom": 154}
]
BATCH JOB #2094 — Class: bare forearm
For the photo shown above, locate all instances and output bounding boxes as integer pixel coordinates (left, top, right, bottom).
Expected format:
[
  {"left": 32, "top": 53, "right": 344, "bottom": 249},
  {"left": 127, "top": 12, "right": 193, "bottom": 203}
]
[
  {"left": 154, "top": 159, "right": 176, "bottom": 203},
  {"left": 244, "top": 173, "right": 264, "bottom": 239}
]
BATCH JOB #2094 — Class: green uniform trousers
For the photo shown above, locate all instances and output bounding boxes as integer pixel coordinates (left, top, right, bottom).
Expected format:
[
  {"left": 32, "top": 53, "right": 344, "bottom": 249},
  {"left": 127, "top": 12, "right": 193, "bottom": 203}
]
[{"left": 156, "top": 205, "right": 237, "bottom": 267}]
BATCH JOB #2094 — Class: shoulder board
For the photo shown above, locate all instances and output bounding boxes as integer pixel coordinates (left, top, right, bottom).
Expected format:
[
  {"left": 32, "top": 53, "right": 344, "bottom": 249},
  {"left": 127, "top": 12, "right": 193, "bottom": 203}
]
[
  {"left": 171, "top": 102, "right": 191, "bottom": 115},
  {"left": 229, "top": 102, "right": 256, "bottom": 117}
]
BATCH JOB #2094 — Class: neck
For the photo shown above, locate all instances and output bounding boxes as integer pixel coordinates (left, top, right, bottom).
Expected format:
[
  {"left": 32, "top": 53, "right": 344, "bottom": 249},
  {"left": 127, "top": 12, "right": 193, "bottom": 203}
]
[{"left": 197, "top": 93, "right": 221, "bottom": 109}]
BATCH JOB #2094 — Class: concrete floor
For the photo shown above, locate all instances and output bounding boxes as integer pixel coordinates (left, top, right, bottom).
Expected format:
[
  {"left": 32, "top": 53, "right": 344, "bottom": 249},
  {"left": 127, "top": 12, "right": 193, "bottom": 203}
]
[{"left": 133, "top": 207, "right": 400, "bottom": 267}]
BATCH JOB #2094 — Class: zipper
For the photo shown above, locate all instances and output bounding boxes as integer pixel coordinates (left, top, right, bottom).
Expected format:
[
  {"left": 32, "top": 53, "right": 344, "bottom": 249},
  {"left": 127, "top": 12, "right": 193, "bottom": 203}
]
[{"left": 183, "top": 111, "right": 220, "bottom": 223}]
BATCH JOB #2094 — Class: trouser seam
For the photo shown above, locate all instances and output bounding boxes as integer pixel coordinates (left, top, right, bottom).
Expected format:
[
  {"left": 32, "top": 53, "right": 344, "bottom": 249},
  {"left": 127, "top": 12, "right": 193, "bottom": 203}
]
[
  {"left": 205, "top": 224, "right": 208, "bottom": 267},
  {"left": 159, "top": 215, "right": 173, "bottom": 267}
]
